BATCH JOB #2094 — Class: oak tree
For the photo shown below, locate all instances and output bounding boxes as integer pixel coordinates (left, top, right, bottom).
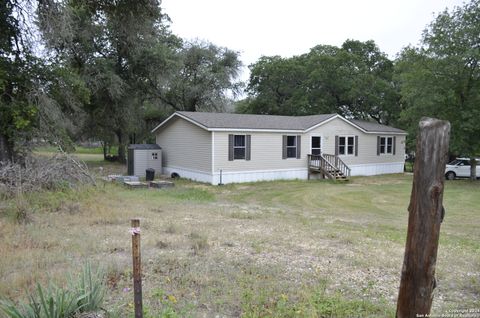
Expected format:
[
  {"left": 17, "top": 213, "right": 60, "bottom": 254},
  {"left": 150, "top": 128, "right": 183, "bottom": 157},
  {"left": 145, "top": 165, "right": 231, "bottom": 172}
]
[{"left": 396, "top": 0, "right": 480, "bottom": 179}]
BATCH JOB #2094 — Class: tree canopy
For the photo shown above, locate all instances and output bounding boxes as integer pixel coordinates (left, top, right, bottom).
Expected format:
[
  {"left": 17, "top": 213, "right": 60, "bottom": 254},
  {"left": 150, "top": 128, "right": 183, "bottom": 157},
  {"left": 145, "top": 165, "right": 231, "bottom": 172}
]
[
  {"left": 395, "top": 0, "right": 479, "bottom": 171},
  {"left": 158, "top": 40, "right": 243, "bottom": 112},
  {"left": 240, "top": 40, "right": 400, "bottom": 125},
  {"left": 240, "top": 0, "right": 479, "bottom": 175},
  {"left": 35, "top": 0, "right": 242, "bottom": 162},
  {"left": 1, "top": 0, "right": 478, "bottom": 170},
  {"left": 1, "top": 0, "right": 77, "bottom": 162}
]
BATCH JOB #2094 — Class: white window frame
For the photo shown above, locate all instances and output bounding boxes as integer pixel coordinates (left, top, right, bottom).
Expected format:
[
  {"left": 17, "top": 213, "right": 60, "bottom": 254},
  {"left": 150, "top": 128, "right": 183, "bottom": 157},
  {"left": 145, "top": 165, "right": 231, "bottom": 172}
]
[
  {"left": 233, "top": 134, "right": 246, "bottom": 160},
  {"left": 152, "top": 152, "right": 158, "bottom": 160},
  {"left": 286, "top": 135, "right": 298, "bottom": 159},
  {"left": 310, "top": 135, "right": 322, "bottom": 155},
  {"left": 338, "top": 135, "right": 355, "bottom": 156},
  {"left": 379, "top": 136, "right": 393, "bottom": 154}
]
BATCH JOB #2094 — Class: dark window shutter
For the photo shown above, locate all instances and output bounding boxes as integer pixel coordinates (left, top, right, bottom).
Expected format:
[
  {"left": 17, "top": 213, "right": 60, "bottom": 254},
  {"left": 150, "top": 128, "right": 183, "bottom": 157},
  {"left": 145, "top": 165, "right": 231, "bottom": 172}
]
[
  {"left": 393, "top": 136, "right": 396, "bottom": 155},
  {"left": 282, "top": 135, "right": 287, "bottom": 159},
  {"left": 228, "top": 134, "right": 234, "bottom": 161},
  {"left": 377, "top": 136, "right": 380, "bottom": 156},
  {"left": 354, "top": 135, "right": 358, "bottom": 157},
  {"left": 296, "top": 135, "right": 301, "bottom": 159},
  {"left": 335, "top": 136, "right": 339, "bottom": 156},
  {"left": 246, "top": 135, "right": 251, "bottom": 161}
]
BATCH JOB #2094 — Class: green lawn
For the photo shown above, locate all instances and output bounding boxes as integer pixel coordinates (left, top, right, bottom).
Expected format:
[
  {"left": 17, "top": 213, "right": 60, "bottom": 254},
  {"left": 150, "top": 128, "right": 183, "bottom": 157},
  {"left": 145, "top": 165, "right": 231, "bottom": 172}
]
[
  {"left": 33, "top": 145, "right": 126, "bottom": 176},
  {"left": 0, "top": 169, "right": 478, "bottom": 317},
  {"left": 34, "top": 145, "right": 120, "bottom": 163}
]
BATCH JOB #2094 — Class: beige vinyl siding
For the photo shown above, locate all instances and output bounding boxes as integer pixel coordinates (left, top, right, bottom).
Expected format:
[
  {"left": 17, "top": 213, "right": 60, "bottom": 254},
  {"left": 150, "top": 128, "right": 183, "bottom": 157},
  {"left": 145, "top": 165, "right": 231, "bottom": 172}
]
[
  {"left": 307, "top": 117, "right": 405, "bottom": 165},
  {"left": 214, "top": 131, "right": 308, "bottom": 172},
  {"left": 155, "top": 117, "right": 212, "bottom": 173}
]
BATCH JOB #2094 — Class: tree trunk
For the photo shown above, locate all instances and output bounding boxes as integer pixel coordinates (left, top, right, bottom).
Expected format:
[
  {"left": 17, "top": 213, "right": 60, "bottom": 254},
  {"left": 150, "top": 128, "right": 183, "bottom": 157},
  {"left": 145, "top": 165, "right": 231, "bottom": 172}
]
[
  {"left": 118, "top": 144, "right": 126, "bottom": 164},
  {"left": 116, "top": 131, "right": 126, "bottom": 164},
  {"left": 470, "top": 157, "right": 477, "bottom": 181},
  {"left": 396, "top": 118, "right": 450, "bottom": 317},
  {"left": 0, "top": 133, "right": 14, "bottom": 164},
  {"left": 102, "top": 141, "right": 108, "bottom": 160}
]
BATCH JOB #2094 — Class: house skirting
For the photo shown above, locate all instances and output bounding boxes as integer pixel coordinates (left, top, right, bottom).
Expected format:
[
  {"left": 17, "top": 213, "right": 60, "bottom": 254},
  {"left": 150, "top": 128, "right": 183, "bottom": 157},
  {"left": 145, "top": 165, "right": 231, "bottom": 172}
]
[
  {"left": 162, "top": 166, "right": 213, "bottom": 184},
  {"left": 213, "top": 168, "right": 308, "bottom": 185},
  {"left": 349, "top": 162, "right": 404, "bottom": 176},
  {"left": 163, "top": 163, "right": 404, "bottom": 184}
]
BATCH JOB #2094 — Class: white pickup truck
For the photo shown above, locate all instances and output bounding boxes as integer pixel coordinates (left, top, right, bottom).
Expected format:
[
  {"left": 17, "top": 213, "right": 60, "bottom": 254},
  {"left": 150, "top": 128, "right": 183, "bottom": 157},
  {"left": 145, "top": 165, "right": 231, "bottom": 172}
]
[{"left": 444, "top": 158, "right": 480, "bottom": 180}]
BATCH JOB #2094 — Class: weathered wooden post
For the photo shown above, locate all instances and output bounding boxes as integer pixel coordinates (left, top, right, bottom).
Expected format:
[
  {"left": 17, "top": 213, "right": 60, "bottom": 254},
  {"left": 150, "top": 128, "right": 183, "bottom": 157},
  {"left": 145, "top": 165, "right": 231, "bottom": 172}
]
[
  {"left": 131, "top": 219, "right": 143, "bottom": 318},
  {"left": 396, "top": 118, "right": 450, "bottom": 318}
]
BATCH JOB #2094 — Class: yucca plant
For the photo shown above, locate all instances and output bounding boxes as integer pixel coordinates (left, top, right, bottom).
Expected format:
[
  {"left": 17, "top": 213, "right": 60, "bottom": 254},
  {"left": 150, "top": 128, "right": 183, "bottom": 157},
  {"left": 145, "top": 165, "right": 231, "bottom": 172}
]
[
  {"left": 0, "top": 283, "right": 80, "bottom": 318},
  {"left": 0, "top": 263, "right": 105, "bottom": 318},
  {"left": 69, "top": 263, "right": 105, "bottom": 314},
  {"left": 36, "top": 284, "right": 82, "bottom": 318},
  {"left": 0, "top": 299, "right": 30, "bottom": 318}
]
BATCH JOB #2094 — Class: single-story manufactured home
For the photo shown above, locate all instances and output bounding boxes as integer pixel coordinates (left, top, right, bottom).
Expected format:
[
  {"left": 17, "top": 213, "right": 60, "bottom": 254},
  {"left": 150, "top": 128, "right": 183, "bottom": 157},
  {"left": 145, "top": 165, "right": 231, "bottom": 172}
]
[{"left": 151, "top": 111, "right": 407, "bottom": 184}]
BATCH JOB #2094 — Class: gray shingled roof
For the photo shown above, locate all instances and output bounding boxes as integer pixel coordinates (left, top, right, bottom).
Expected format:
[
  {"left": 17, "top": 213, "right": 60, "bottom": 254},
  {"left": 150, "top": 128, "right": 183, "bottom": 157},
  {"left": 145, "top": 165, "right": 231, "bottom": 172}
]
[
  {"left": 350, "top": 119, "right": 406, "bottom": 134},
  {"left": 177, "top": 111, "right": 337, "bottom": 130},
  {"left": 128, "top": 144, "right": 162, "bottom": 150},
  {"left": 154, "top": 111, "right": 406, "bottom": 134}
]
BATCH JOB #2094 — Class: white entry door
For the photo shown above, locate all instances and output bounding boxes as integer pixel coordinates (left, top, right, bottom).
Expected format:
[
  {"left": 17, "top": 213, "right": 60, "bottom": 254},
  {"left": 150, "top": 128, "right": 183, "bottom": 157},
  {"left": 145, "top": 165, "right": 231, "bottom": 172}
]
[{"left": 311, "top": 136, "right": 321, "bottom": 155}]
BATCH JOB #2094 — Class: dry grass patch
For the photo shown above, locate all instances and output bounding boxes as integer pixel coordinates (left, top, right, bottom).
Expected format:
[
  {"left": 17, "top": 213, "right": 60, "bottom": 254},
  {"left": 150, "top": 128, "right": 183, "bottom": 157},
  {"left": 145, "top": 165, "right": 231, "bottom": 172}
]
[{"left": 0, "top": 173, "right": 478, "bottom": 317}]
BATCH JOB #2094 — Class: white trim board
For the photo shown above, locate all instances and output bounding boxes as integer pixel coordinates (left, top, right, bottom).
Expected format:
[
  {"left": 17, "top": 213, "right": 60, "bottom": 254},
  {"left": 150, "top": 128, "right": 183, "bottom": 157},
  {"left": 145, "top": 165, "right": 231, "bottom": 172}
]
[
  {"left": 151, "top": 112, "right": 209, "bottom": 133},
  {"left": 209, "top": 128, "right": 303, "bottom": 133},
  {"left": 211, "top": 131, "right": 215, "bottom": 173},
  {"left": 305, "top": 114, "right": 407, "bottom": 135}
]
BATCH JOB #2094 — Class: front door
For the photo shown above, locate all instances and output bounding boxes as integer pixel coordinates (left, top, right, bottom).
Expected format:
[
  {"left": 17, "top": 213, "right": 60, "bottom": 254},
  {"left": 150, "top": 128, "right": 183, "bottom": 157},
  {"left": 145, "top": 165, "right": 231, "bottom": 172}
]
[{"left": 311, "top": 136, "right": 321, "bottom": 155}]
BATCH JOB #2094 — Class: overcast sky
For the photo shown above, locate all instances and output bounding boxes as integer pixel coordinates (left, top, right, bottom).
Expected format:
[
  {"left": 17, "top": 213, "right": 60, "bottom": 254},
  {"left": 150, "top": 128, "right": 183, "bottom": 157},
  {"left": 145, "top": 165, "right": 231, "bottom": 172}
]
[{"left": 161, "top": 0, "right": 466, "bottom": 81}]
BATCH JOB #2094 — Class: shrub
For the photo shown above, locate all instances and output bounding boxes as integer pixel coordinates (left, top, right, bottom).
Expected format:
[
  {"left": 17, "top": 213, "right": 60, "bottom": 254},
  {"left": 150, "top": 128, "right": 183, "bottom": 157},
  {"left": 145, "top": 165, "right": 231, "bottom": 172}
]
[
  {"left": 189, "top": 232, "right": 209, "bottom": 255},
  {"left": 10, "top": 195, "right": 34, "bottom": 224}
]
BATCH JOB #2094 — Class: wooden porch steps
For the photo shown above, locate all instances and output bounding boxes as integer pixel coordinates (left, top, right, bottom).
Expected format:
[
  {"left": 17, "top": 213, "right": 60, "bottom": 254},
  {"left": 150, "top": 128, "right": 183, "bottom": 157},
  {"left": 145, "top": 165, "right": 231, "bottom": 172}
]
[{"left": 307, "top": 154, "right": 351, "bottom": 181}]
